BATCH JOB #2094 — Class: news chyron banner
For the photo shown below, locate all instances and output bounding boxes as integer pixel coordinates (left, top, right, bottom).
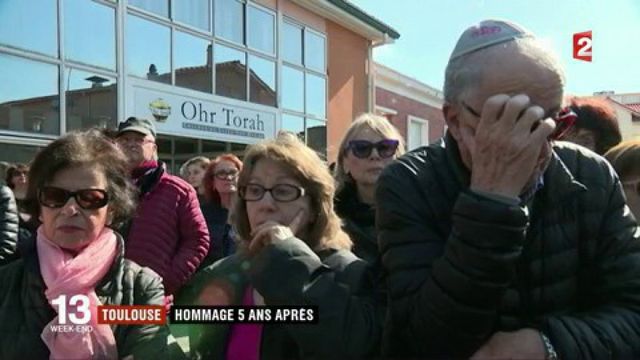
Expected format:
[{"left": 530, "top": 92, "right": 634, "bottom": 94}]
[
  {"left": 48, "top": 294, "right": 317, "bottom": 334},
  {"left": 169, "top": 306, "right": 319, "bottom": 324}
]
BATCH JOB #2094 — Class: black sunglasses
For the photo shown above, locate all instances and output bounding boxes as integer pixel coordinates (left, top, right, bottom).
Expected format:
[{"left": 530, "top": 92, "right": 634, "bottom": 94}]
[
  {"left": 38, "top": 187, "right": 110, "bottom": 210},
  {"left": 346, "top": 139, "right": 399, "bottom": 159},
  {"left": 461, "top": 101, "right": 577, "bottom": 141}
]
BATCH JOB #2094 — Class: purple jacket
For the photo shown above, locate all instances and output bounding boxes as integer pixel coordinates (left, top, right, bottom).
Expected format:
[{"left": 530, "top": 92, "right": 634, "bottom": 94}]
[{"left": 125, "top": 166, "right": 210, "bottom": 294}]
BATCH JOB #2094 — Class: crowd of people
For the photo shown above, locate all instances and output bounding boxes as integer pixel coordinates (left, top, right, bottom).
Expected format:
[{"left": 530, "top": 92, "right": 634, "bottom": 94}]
[{"left": 0, "top": 18, "right": 639, "bottom": 359}]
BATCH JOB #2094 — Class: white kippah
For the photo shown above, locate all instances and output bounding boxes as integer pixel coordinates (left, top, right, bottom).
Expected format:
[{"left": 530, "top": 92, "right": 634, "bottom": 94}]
[{"left": 449, "top": 19, "right": 534, "bottom": 60}]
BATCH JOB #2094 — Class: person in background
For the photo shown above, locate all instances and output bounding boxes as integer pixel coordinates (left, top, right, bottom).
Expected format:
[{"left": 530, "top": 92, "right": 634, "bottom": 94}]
[
  {"left": 0, "top": 162, "right": 10, "bottom": 186},
  {"left": 561, "top": 96, "right": 622, "bottom": 155},
  {"left": 0, "top": 129, "right": 183, "bottom": 359},
  {"left": 334, "top": 113, "right": 405, "bottom": 265},
  {"left": 0, "top": 185, "right": 18, "bottom": 265},
  {"left": 115, "top": 117, "right": 209, "bottom": 295},
  {"left": 6, "top": 164, "right": 38, "bottom": 245},
  {"left": 377, "top": 19, "right": 640, "bottom": 359},
  {"left": 605, "top": 139, "right": 640, "bottom": 220},
  {"left": 180, "top": 156, "right": 210, "bottom": 200},
  {"left": 176, "top": 132, "right": 382, "bottom": 359},
  {"left": 199, "top": 154, "right": 243, "bottom": 268},
  {"left": 6, "top": 163, "right": 29, "bottom": 207}
]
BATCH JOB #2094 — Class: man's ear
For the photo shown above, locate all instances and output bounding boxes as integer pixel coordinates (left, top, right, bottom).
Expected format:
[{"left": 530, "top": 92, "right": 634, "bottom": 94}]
[{"left": 443, "top": 103, "right": 462, "bottom": 143}]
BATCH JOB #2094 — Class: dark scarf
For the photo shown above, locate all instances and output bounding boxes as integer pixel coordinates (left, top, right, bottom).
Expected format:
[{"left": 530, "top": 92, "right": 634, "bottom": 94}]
[
  {"left": 335, "top": 182, "right": 375, "bottom": 228},
  {"left": 131, "top": 160, "right": 159, "bottom": 181}
]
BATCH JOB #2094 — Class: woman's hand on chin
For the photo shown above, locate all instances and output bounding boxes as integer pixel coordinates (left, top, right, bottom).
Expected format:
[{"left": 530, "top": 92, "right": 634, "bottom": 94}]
[{"left": 248, "top": 211, "right": 305, "bottom": 254}]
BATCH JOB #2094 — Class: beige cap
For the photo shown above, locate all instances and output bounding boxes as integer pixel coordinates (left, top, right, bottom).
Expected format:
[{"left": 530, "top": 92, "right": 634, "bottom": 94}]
[{"left": 449, "top": 19, "right": 534, "bottom": 61}]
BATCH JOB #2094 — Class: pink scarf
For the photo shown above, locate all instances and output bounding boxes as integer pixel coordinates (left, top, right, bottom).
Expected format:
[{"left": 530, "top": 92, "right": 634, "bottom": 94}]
[{"left": 37, "top": 226, "right": 119, "bottom": 360}]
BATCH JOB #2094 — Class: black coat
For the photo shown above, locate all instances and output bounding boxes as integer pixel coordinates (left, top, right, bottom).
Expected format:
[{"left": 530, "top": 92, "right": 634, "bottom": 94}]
[
  {"left": 377, "top": 134, "right": 640, "bottom": 359},
  {"left": 175, "top": 237, "right": 382, "bottom": 359},
  {"left": 335, "top": 183, "right": 378, "bottom": 265},
  {"left": 199, "top": 201, "right": 236, "bottom": 268},
  {"left": 0, "top": 232, "right": 186, "bottom": 359},
  {"left": 0, "top": 186, "right": 18, "bottom": 266}
]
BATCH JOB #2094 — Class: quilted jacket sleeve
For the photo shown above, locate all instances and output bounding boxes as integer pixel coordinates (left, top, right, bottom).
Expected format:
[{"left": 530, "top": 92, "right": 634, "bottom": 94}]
[
  {"left": 542, "top": 166, "right": 640, "bottom": 359},
  {"left": 0, "top": 186, "right": 19, "bottom": 266}
]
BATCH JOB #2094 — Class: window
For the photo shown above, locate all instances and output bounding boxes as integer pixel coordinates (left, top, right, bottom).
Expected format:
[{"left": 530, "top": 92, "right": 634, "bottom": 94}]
[
  {"left": 129, "top": 0, "right": 169, "bottom": 18},
  {"left": 281, "top": 19, "right": 327, "bottom": 156},
  {"left": 65, "top": 68, "right": 117, "bottom": 131},
  {"left": 0, "top": 54, "right": 59, "bottom": 135},
  {"left": 0, "top": 0, "right": 57, "bottom": 56},
  {"left": 126, "top": 14, "right": 170, "bottom": 84},
  {"left": 306, "top": 118, "right": 326, "bottom": 157},
  {"left": 65, "top": 1, "right": 116, "bottom": 70},
  {"left": 174, "top": 31, "right": 212, "bottom": 93},
  {"left": 215, "top": 44, "right": 246, "bottom": 101},
  {"left": 0, "top": 144, "right": 43, "bottom": 164},
  {"left": 173, "top": 0, "right": 210, "bottom": 31},
  {"left": 215, "top": 0, "right": 244, "bottom": 44},
  {"left": 247, "top": 5, "right": 275, "bottom": 54},
  {"left": 281, "top": 114, "right": 304, "bottom": 140},
  {"left": 249, "top": 55, "right": 276, "bottom": 107},
  {"left": 282, "top": 66, "right": 304, "bottom": 112},
  {"left": 304, "top": 30, "right": 326, "bottom": 72},
  {"left": 305, "top": 74, "right": 326, "bottom": 118},
  {"left": 407, "top": 116, "right": 429, "bottom": 150},
  {"left": 282, "top": 22, "right": 303, "bottom": 65}
]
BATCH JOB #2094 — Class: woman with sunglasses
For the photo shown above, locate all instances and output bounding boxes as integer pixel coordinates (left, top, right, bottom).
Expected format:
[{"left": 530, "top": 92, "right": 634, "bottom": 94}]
[
  {"left": 0, "top": 129, "right": 183, "bottom": 359},
  {"left": 334, "top": 113, "right": 405, "bottom": 267},
  {"left": 175, "top": 132, "right": 381, "bottom": 359},
  {"left": 199, "top": 154, "right": 243, "bottom": 268}
]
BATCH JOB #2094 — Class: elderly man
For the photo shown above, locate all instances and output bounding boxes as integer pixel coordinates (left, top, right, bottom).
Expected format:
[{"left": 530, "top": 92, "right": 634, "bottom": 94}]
[
  {"left": 116, "top": 117, "right": 210, "bottom": 295},
  {"left": 377, "top": 20, "right": 640, "bottom": 359}
]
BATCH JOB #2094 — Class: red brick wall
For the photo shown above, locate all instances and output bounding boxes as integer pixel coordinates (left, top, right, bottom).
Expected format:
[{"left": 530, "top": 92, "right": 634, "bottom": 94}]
[{"left": 376, "top": 87, "right": 446, "bottom": 143}]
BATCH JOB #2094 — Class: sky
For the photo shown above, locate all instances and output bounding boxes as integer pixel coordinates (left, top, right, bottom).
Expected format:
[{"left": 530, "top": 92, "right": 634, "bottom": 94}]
[{"left": 351, "top": 0, "right": 640, "bottom": 97}]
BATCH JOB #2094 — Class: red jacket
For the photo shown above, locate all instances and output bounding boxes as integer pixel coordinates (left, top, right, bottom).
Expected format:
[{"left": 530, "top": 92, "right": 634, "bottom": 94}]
[{"left": 125, "top": 166, "right": 210, "bottom": 294}]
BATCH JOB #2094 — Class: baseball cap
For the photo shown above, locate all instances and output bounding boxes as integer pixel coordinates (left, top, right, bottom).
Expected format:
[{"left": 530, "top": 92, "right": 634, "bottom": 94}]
[
  {"left": 449, "top": 19, "right": 534, "bottom": 61},
  {"left": 117, "top": 117, "right": 156, "bottom": 138}
]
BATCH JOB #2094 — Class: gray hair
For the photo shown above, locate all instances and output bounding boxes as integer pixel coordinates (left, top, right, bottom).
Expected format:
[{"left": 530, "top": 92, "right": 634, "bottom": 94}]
[
  {"left": 443, "top": 37, "right": 566, "bottom": 105},
  {"left": 334, "top": 113, "right": 405, "bottom": 193}
]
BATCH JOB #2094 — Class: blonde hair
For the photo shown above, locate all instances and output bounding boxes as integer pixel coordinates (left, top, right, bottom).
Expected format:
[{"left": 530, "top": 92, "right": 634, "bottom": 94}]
[
  {"left": 232, "top": 131, "right": 351, "bottom": 251},
  {"left": 180, "top": 156, "right": 210, "bottom": 178},
  {"left": 334, "top": 113, "right": 405, "bottom": 193}
]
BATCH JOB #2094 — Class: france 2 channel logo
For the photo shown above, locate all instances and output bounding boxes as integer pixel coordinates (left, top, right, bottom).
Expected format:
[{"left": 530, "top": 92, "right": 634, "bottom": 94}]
[{"left": 573, "top": 31, "right": 593, "bottom": 62}]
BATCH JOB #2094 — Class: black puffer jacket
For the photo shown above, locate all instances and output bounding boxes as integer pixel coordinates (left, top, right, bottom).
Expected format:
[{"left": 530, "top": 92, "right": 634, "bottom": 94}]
[
  {"left": 0, "top": 185, "right": 18, "bottom": 266},
  {"left": 377, "top": 134, "right": 640, "bottom": 359},
  {"left": 0, "top": 231, "right": 185, "bottom": 359}
]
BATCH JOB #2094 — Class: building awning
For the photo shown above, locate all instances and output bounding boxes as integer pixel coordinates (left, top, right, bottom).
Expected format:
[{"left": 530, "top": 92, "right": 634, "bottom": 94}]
[{"left": 291, "top": 0, "right": 400, "bottom": 43}]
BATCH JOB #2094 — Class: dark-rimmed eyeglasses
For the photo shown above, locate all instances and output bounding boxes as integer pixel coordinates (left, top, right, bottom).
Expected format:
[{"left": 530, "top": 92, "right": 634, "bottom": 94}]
[
  {"left": 38, "top": 187, "right": 109, "bottom": 210},
  {"left": 214, "top": 169, "right": 239, "bottom": 180},
  {"left": 461, "top": 101, "right": 577, "bottom": 141},
  {"left": 346, "top": 139, "right": 399, "bottom": 159},
  {"left": 239, "top": 183, "right": 305, "bottom": 202}
]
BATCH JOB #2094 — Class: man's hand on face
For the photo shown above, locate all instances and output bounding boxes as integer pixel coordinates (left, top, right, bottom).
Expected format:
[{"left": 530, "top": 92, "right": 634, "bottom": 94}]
[
  {"left": 461, "top": 94, "right": 555, "bottom": 199},
  {"left": 470, "top": 328, "right": 547, "bottom": 360}
]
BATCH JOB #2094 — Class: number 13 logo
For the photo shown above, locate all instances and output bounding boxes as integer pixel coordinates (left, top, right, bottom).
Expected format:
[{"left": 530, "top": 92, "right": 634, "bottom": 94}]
[
  {"left": 573, "top": 31, "right": 592, "bottom": 62},
  {"left": 51, "top": 294, "right": 91, "bottom": 325}
]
